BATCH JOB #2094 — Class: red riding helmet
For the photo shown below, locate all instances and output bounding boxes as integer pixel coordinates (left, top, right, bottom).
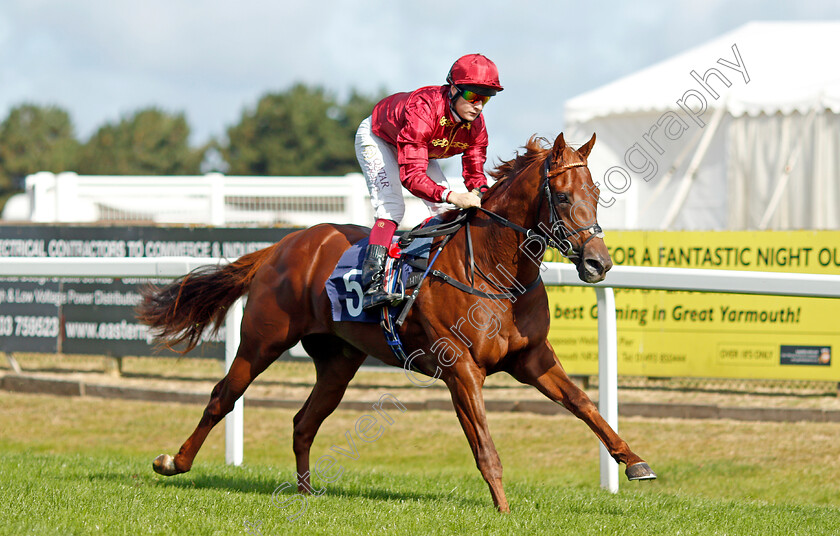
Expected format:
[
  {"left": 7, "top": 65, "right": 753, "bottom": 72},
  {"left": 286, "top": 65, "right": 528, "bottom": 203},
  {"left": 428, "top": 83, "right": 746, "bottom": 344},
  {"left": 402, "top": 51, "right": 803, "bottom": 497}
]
[{"left": 446, "top": 54, "right": 504, "bottom": 96}]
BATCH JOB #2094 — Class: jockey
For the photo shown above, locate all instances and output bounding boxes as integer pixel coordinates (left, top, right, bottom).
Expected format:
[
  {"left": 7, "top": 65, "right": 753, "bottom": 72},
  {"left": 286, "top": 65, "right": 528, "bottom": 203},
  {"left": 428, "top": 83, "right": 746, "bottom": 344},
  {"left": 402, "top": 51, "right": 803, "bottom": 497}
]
[{"left": 355, "top": 53, "right": 503, "bottom": 311}]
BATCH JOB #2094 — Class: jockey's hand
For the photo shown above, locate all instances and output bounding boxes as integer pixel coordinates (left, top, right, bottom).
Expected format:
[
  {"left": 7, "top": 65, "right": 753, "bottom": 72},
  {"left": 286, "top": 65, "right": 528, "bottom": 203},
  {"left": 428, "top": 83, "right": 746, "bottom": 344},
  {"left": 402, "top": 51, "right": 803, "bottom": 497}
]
[{"left": 448, "top": 191, "right": 481, "bottom": 209}]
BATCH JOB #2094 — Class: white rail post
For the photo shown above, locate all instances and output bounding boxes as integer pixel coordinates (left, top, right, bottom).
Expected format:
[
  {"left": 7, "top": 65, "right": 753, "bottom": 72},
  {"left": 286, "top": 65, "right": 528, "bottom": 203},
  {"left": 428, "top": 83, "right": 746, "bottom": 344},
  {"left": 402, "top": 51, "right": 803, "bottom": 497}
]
[
  {"left": 345, "top": 173, "right": 369, "bottom": 225},
  {"left": 207, "top": 172, "right": 226, "bottom": 226},
  {"left": 225, "top": 297, "right": 244, "bottom": 465},
  {"left": 55, "top": 172, "right": 79, "bottom": 222},
  {"left": 595, "top": 287, "right": 619, "bottom": 493},
  {"left": 27, "top": 172, "right": 57, "bottom": 222}
]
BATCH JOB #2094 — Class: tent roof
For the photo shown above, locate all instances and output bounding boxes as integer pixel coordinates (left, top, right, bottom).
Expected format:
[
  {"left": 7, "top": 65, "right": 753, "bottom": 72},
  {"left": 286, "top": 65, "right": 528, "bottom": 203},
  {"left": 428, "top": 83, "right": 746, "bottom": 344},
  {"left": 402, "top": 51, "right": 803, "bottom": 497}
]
[{"left": 565, "top": 21, "right": 840, "bottom": 123}]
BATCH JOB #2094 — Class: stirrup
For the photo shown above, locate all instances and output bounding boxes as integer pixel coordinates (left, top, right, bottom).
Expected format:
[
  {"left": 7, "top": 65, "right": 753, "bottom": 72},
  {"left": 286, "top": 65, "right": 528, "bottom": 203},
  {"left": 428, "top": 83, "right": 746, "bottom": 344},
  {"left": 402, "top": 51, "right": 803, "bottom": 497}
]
[{"left": 362, "top": 290, "right": 403, "bottom": 311}]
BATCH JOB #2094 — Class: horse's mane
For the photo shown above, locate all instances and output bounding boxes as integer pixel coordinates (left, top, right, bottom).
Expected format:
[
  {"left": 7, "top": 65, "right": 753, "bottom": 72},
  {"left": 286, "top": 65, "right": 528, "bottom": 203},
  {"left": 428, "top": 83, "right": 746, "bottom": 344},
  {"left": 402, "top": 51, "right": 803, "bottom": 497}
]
[
  {"left": 483, "top": 136, "right": 550, "bottom": 202},
  {"left": 488, "top": 136, "right": 549, "bottom": 181}
]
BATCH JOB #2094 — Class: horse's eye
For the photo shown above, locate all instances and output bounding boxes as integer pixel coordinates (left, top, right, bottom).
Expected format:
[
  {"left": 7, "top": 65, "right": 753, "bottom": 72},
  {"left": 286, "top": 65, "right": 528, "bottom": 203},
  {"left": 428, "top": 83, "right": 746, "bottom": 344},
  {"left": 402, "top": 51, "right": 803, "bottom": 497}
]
[{"left": 555, "top": 192, "right": 570, "bottom": 204}]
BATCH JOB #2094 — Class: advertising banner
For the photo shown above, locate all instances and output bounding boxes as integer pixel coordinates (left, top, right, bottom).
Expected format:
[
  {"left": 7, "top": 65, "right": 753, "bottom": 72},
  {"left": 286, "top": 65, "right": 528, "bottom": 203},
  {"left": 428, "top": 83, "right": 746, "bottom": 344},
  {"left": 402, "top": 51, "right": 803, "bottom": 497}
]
[
  {"left": 544, "top": 231, "right": 840, "bottom": 381},
  {"left": 0, "top": 225, "right": 294, "bottom": 358},
  {"left": 3, "top": 225, "right": 838, "bottom": 381}
]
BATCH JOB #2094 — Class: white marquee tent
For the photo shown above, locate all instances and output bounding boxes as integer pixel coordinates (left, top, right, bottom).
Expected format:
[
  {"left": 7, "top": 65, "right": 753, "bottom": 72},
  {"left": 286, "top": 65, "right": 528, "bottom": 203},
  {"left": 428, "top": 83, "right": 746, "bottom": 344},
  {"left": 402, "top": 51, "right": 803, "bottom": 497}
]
[{"left": 563, "top": 21, "right": 840, "bottom": 230}]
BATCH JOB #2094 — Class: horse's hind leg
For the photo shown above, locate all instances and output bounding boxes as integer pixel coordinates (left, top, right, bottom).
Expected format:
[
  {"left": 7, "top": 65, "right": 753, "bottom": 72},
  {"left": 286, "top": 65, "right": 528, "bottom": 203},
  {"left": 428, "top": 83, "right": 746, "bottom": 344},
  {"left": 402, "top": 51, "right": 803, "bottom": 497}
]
[
  {"left": 291, "top": 337, "right": 366, "bottom": 494},
  {"left": 508, "top": 340, "right": 656, "bottom": 481},
  {"left": 153, "top": 314, "right": 302, "bottom": 476}
]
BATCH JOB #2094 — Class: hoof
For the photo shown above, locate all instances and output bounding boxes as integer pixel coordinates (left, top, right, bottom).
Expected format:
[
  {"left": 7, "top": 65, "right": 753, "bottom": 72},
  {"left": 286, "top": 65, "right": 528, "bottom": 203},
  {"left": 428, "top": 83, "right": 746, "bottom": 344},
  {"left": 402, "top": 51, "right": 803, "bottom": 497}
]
[
  {"left": 152, "top": 454, "right": 180, "bottom": 476},
  {"left": 626, "top": 462, "right": 657, "bottom": 481}
]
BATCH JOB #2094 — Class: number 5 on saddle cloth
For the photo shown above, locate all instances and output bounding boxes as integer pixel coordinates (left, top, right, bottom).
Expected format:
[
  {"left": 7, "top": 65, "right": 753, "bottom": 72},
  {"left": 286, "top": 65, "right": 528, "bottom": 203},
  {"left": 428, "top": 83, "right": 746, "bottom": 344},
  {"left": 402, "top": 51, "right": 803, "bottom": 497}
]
[
  {"left": 325, "top": 219, "right": 444, "bottom": 368},
  {"left": 325, "top": 230, "right": 435, "bottom": 323}
]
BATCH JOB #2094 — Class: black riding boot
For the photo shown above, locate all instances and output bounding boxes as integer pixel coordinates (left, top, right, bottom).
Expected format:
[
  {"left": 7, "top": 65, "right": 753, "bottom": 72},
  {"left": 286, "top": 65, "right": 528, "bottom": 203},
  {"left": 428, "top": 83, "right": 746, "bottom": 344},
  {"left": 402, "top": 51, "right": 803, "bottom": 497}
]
[{"left": 361, "top": 244, "right": 394, "bottom": 311}]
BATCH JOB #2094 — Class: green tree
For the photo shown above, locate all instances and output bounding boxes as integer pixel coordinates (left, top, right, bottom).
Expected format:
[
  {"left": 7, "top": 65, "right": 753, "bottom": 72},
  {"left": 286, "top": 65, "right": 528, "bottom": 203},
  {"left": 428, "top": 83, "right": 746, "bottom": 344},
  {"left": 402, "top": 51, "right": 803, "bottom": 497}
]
[
  {"left": 223, "top": 84, "right": 383, "bottom": 176},
  {"left": 77, "top": 108, "right": 205, "bottom": 175},
  {"left": 0, "top": 104, "right": 79, "bottom": 192}
]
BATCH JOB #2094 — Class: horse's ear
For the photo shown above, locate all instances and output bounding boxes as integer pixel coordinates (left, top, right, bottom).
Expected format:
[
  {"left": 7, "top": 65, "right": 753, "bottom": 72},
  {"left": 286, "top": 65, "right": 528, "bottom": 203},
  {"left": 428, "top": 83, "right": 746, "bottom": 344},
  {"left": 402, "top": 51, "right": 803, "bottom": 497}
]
[
  {"left": 552, "top": 132, "right": 567, "bottom": 154},
  {"left": 577, "top": 133, "right": 596, "bottom": 159}
]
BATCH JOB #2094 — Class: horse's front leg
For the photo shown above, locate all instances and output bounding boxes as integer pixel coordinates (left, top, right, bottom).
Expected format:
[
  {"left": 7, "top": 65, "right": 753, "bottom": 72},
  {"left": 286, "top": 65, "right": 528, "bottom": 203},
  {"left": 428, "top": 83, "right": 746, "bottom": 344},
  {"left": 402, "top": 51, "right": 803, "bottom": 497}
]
[
  {"left": 508, "top": 340, "right": 656, "bottom": 481},
  {"left": 443, "top": 365, "right": 509, "bottom": 512}
]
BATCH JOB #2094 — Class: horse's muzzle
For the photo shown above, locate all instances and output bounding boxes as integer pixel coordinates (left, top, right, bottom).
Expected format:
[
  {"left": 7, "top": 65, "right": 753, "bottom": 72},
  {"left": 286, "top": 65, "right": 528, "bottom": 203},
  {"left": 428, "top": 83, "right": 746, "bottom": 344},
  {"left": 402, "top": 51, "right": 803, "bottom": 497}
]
[{"left": 579, "top": 253, "right": 612, "bottom": 283}]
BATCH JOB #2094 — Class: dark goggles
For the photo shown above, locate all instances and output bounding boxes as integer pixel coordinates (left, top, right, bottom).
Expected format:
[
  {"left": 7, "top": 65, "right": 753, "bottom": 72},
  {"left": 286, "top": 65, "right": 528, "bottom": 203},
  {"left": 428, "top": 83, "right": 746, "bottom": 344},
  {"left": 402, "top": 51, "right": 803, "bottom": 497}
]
[{"left": 458, "top": 87, "right": 492, "bottom": 105}]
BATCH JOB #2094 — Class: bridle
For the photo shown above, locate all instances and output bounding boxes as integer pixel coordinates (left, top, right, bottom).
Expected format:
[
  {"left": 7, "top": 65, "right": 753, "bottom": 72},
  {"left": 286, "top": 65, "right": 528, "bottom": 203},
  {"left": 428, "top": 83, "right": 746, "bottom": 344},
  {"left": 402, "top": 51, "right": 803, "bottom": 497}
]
[
  {"left": 536, "top": 154, "right": 604, "bottom": 259},
  {"left": 475, "top": 154, "right": 604, "bottom": 261}
]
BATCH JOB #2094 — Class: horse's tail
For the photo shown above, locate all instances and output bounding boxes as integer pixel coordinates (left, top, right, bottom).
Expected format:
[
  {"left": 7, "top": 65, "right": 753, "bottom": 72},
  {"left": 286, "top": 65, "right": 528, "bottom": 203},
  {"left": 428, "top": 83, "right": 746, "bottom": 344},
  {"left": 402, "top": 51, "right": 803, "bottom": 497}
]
[{"left": 136, "top": 246, "right": 277, "bottom": 353}]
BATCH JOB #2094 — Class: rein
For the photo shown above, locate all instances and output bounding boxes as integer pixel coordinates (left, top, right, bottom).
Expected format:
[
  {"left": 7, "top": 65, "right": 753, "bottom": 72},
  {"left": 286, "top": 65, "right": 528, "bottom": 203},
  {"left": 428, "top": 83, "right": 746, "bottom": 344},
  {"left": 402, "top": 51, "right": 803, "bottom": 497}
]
[
  {"left": 453, "top": 157, "right": 605, "bottom": 260},
  {"left": 400, "top": 153, "right": 604, "bottom": 304}
]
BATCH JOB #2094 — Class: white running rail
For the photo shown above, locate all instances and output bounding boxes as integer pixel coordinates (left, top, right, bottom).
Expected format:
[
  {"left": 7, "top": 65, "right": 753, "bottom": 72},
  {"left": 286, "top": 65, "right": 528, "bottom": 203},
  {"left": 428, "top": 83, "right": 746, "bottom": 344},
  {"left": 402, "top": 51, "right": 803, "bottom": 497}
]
[
  {"left": 13, "top": 172, "right": 452, "bottom": 229},
  {"left": 3, "top": 257, "right": 840, "bottom": 491}
]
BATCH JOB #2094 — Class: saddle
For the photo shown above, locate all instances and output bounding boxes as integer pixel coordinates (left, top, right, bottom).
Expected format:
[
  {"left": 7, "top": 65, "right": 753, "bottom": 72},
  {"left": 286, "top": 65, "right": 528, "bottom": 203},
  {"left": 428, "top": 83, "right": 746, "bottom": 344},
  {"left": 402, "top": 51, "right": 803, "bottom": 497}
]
[
  {"left": 324, "top": 219, "right": 438, "bottom": 325},
  {"left": 324, "top": 216, "right": 455, "bottom": 369}
]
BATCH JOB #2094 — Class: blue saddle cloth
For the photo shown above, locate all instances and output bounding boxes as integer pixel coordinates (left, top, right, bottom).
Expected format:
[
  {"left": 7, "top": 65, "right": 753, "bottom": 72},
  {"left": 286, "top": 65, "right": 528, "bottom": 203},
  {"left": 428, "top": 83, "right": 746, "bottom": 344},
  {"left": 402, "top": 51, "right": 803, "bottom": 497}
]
[{"left": 325, "top": 233, "right": 434, "bottom": 323}]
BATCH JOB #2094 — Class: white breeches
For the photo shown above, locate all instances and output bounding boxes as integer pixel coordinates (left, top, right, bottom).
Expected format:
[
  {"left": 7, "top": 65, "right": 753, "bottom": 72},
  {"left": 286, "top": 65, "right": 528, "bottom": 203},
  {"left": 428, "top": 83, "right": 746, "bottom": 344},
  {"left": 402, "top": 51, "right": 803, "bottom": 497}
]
[{"left": 354, "top": 116, "right": 450, "bottom": 223}]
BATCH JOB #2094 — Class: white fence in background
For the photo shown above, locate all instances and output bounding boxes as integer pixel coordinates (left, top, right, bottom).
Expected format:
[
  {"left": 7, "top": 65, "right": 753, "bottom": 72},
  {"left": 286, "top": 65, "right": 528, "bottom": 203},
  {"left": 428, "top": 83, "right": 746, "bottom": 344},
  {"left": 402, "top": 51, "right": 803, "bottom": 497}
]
[
  {"left": 3, "top": 257, "right": 840, "bottom": 492},
  {"left": 7, "top": 172, "right": 458, "bottom": 229}
]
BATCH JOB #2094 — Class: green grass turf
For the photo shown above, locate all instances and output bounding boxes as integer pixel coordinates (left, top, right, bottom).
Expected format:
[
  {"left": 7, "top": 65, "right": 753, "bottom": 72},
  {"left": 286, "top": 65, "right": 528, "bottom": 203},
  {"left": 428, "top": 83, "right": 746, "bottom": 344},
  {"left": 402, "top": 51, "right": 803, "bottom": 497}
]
[{"left": 1, "top": 392, "right": 839, "bottom": 535}]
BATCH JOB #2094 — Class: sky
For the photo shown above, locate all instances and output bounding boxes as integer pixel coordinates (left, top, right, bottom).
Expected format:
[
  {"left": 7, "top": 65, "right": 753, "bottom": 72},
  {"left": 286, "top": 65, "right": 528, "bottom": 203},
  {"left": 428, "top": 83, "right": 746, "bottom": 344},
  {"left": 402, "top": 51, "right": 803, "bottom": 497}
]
[{"left": 2, "top": 0, "right": 839, "bottom": 172}]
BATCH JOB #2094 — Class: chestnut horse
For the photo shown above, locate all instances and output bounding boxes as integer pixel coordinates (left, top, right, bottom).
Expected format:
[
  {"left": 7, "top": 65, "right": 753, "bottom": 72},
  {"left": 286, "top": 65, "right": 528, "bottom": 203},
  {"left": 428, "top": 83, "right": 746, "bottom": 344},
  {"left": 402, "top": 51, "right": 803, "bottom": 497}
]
[{"left": 138, "top": 132, "right": 656, "bottom": 512}]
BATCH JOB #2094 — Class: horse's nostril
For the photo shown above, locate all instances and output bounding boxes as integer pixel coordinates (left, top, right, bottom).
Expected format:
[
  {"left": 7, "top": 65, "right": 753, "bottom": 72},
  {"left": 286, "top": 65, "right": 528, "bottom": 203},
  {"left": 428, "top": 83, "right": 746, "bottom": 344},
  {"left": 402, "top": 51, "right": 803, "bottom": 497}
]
[{"left": 585, "top": 259, "right": 604, "bottom": 275}]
